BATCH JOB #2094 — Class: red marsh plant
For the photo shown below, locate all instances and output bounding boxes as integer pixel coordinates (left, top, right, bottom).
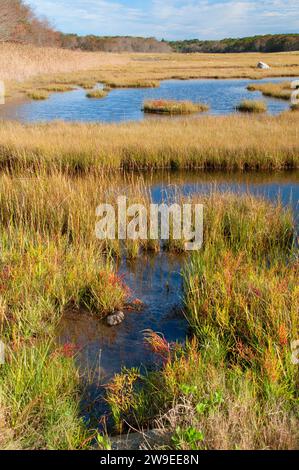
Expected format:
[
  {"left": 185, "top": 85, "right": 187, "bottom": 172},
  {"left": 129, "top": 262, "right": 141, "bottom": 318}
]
[
  {"left": 142, "top": 99, "right": 209, "bottom": 115},
  {"left": 144, "top": 330, "right": 172, "bottom": 365},
  {"left": 184, "top": 250, "right": 299, "bottom": 374},
  {"left": 54, "top": 343, "right": 79, "bottom": 359},
  {"left": 105, "top": 368, "right": 141, "bottom": 434},
  {"left": 80, "top": 270, "right": 131, "bottom": 315}
]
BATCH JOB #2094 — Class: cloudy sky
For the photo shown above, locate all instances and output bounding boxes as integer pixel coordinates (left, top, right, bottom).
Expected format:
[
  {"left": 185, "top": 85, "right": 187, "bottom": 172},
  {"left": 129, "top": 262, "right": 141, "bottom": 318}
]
[{"left": 27, "top": 0, "right": 299, "bottom": 40}]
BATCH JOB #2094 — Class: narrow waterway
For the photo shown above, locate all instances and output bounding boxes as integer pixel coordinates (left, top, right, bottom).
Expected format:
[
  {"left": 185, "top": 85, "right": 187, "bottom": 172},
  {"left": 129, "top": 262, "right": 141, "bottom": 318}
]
[{"left": 57, "top": 170, "right": 299, "bottom": 426}]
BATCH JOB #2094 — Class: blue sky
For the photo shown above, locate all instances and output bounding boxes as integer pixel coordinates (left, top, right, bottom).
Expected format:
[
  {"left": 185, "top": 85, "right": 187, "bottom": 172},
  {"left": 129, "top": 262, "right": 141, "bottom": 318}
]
[{"left": 27, "top": 0, "right": 299, "bottom": 40}]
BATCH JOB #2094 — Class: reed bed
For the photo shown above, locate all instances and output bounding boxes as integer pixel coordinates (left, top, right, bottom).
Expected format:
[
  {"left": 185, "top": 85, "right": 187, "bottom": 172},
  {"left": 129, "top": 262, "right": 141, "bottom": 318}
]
[
  {"left": 0, "top": 43, "right": 129, "bottom": 83},
  {"left": 1, "top": 41, "right": 299, "bottom": 450},
  {"left": 0, "top": 112, "right": 298, "bottom": 173}
]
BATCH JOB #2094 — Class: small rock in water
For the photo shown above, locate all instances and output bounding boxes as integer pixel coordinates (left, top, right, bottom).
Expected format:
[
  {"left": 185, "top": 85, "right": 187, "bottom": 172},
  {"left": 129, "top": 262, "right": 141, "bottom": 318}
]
[{"left": 106, "top": 311, "right": 125, "bottom": 327}]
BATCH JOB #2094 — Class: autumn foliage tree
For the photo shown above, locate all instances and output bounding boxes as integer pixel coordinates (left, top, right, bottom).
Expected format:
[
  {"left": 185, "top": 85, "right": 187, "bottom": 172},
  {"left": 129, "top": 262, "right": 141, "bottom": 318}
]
[
  {"left": 0, "top": 0, "right": 24, "bottom": 41},
  {"left": 0, "top": 0, "right": 59, "bottom": 45}
]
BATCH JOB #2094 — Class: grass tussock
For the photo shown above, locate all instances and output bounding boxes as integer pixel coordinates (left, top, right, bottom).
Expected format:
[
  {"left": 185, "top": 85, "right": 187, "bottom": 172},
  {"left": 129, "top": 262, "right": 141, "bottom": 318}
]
[
  {"left": 142, "top": 99, "right": 209, "bottom": 115},
  {"left": 107, "top": 80, "right": 160, "bottom": 89},
  {"left": 26, "top": 90, "right": 49, "bottom": 101},
  {"left": 237, "top": 99, "right": 267, "bottom": 113},
  {"left": 247, "top": 81, "right": 292, "bottom": 100},
  {"left": 0, "top": 113, "right": 298, "bottom": 173},
  {"left": 77, "top": 81, "right": 97, "bottom": 89},
  {"left": 40, "top": 84, "right": 76, "bottom": 93},
  {"left": 86, "top": 89, "right": 108, "bottom": 99}
]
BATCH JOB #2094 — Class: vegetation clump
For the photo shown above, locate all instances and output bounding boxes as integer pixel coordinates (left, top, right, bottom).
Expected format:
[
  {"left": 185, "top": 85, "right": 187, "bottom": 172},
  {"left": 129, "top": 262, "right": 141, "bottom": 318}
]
[
  {"left": 27, "top": 90, "right": 49, "bottom": 100},
  {"left": 107, "top": 80, "right": 159, "bottom": 89},
  {"left": 86, "top": 89, "right": 108, "bottom": 99},
  {"left": 77, "top": 81, "right": 97, "bottom": 89},
  {"left": 40, "top": 84, "right": 75, "bottom": 92},
  {"left": 143, "top": 99, "right": 209, "bottom": 115},
  {"left": 237, "top": 99, "right": 267, "bottom": 113},
  {"left": 247, "top": 82, "right": 292, "bottom": 100}
]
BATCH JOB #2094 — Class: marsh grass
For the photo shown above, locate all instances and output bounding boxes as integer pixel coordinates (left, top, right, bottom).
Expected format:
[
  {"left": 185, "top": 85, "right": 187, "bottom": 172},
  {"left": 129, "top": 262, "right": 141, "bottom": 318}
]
[
  {"left": 77, "top": 81, "right": 97, "bottom": 89},
  {"left": 3, "top": 43, "right": 299, "bottom": 105},
  {"left": 0, "top": 236, "right": 127, "bottom": 448},
  {"left": 0, "top": 174, "right": 138, "bottom": 449},
  {"left": 26, "top": 90, "right": 49, "bottom": 101},
  {"left": 40, "top": 84, "right": 76, "bottom": 93},
  {"left": 1, "top": 170, "right": 298, "bottom": 449},
  {"left": 2, "top": 41, "right": 299, "bottom": 451},
  {"left": 0, "top": 113, "right": 298, "bottom": 173},
  {"left": 247, "top": 81, "right": 292, "bottom": 100},
  {"left": 236, "top": 99, "right": 267, "bottom": 113},
  {"left": 0, "top": 341, "right": 88, "bottom": 449},
  {"left": 3, "top": 43, "right": 299, "bottom": 91},
  {"left": 107, "top": 80, "right": 160, "bottom": 88},
  {"left": 105, "top": 193, "right": 299, "bottom": 449},
  {"left": 142, "top": 99, "right": 209, "bottom": 115},
  {"left": 86, "top": 89, "right": 108, "bottom": 99}
]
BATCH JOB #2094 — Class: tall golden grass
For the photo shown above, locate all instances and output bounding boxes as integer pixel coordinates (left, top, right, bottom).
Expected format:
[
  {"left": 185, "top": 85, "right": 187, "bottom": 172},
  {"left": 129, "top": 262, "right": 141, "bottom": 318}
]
[
  {"left": 143, "top": 99, "right": 209, "bottom": 114},
  {"left": 236, "top": 99, "right": 267, "bottom": 113},
  {"left": 0, "top": 43, "right": 128, "bottom": 82},
  {"left": 247, "top": 81, "right": 293, "bottom": 100},
  {"left": 0, "top": 112, "right": 298, "bottom": 172}
]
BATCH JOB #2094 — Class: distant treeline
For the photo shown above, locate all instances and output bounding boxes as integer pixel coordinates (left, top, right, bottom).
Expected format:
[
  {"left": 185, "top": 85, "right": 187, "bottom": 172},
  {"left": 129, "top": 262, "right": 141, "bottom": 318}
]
[
  {"left": 60, "top": 34, "right": 172, "bottom": 52},
  {"left": 60, "top": 33, "right": 299, "bottom": 54},
  {"left": 169, "top": 34, "right": 299, "bottom": 53}
]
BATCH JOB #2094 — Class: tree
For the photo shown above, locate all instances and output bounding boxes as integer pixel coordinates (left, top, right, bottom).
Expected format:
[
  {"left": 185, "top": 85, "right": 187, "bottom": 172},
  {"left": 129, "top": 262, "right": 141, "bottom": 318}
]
[
  {"left": 0, "top": 0, "right": 26, "bottom": 41},
  {"left": 0, "top": 0, "right": 59, "bottom": 46}
]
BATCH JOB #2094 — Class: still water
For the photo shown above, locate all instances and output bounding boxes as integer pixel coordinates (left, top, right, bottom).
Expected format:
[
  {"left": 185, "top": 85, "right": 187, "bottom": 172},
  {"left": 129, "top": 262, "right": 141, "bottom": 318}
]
[{"left": 0, "top": 77, "right": 294, "bottom": 123}]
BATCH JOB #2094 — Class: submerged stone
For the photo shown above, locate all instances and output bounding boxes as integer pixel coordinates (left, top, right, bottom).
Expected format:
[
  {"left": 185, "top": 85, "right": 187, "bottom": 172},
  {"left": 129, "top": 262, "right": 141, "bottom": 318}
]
[{"left": 106, "top": 311, "right": 125, "bottom": 326}]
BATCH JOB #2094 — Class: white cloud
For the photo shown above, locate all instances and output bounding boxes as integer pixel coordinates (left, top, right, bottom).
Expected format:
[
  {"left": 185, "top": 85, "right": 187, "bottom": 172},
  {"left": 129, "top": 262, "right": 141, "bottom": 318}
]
[{"left": 27, "top": 0, "right": 299, "bottom": 39}]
